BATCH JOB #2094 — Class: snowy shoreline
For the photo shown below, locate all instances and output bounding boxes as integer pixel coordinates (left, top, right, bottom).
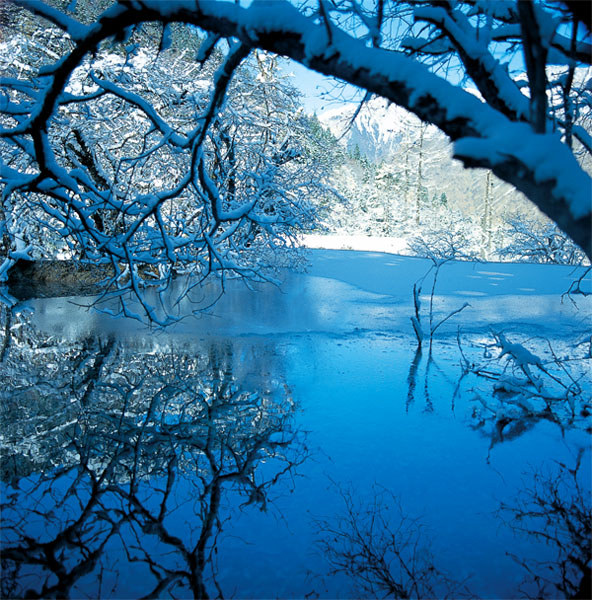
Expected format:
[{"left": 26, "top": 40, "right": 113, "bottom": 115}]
[{"left": 300, "top": 233, "right": 410, "bottom": 255}]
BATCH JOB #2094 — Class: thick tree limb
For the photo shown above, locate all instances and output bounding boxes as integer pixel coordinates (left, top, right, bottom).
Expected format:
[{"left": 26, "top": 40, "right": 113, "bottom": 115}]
[
  {"left": 517, "top": 1, "right": 548, "bottom": 134},
  {"left": 10, "top": 0, "right": 592, "bottom": 258}
]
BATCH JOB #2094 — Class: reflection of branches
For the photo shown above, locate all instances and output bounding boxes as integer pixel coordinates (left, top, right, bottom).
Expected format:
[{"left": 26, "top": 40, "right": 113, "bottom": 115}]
[
  {"left": 0, "top": 305, "right": 11, "bottom": 362},
  {"left": 1, "top": 469, "right": 121, "bottom": 599},
  {"left": 406, "top": 346, "right": 422, "bottom": 411},
  {"left": 406, "top": 346, "right": 463, "bottom": 413},
  {"left": 463, "top": 331, "right": 591, "bottom": 454},
  {"left": 1, "top": 322, "right": 306, "bottom": 598},
  {"left": 499, "top": 452, "right": 591, "bottom": 599},
  {"left": 314, "top": 484, "right": 470, "bottom": 599},
  {"left": 79, "top": 335, "right": 116, "bottom": 405},
  {"left": 0, "top": 318, "right": 122, "bottom": 484},
  {"left": 405, "top": 347, "right": 436, "bottom": 412}
]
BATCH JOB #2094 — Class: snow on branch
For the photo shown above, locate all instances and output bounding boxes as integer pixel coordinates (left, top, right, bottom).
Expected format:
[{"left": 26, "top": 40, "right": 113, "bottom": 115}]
[
  {"left": 97, "top": 0, "right": 590, "bottom": 258},
  {"left": 411, "top": 5, "right": 531, "bottom": 123},
  {"left": 0, "top": 3, "right": 331, "bottom": 322},
  {"left": 88, "top": 74, "right": 189, "bottom": 148},
  {"left": 2, "top": 0, "right": 591, "bottom": 324}
]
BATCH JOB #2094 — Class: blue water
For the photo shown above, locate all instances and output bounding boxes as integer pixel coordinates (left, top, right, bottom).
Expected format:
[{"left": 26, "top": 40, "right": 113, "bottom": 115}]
[
  {"left": 1, "top": 252, "right": 590, "bottom": 599},
  {"left": 1, "top": 327, "right": 589, "bottom": 599}
]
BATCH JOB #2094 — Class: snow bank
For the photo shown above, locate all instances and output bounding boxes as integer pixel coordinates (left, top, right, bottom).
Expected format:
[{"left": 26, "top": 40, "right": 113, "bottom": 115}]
[{"left": 300, "top": 233, "right": 410, "bottom": 254}]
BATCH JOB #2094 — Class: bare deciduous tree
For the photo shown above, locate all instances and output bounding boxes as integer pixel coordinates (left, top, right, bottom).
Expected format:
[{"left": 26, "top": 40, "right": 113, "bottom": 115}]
[
  {"left": 499, "top": 452, "right": 591, "bottom": 600},
  {"left": 501, "top": 213, "right": 588, "bottom": 265},
  {"left": 314, "top": 483, "right": 471, "bottom": 599}
]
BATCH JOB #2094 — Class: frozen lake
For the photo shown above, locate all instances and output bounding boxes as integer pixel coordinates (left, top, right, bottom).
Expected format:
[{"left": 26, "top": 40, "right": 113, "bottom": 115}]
[{"left": 1, "top": 250, "right": 590, "bottom": 599}]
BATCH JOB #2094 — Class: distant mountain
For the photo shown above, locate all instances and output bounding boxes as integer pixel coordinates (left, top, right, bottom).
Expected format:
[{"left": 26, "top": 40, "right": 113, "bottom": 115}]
[{"left": 317, "top": 97, "right": 436, "bottom": 162}]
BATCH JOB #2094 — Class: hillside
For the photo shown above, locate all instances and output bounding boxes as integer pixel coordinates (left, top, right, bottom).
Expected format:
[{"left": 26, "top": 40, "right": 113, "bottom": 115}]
[{"left": 313, "top": 97, "right": 553, "bottom": 260}]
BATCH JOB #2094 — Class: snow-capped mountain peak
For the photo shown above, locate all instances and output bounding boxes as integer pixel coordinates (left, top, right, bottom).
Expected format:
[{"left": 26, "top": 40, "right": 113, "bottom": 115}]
[{"left": 317, "top": 97, "right": 433, "bottom": 162}]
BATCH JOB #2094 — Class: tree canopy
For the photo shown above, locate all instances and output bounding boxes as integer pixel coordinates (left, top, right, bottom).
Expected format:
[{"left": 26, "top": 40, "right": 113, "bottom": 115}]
[{"left": 1, "top": 0, "right": 591, "bottom": 319}]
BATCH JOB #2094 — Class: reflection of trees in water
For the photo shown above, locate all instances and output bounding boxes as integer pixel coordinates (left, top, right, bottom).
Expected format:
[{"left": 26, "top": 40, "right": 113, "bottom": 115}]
[
  {"left": 394, "top": 335, "right": 591, "bottom": 598},
  {"left": 404, "top": 329, "right": 591, "bottom": 454},
  {"left": 315, "top": 454, "right": 590, "bottom": 600},
  {"left": 314, "top": 483, "right": 471, "bottom": 599},
  {"left": 405, "top": 346, "right": 423, "bottom": 412},
  {"left": 466, "top": 333, "right": 591, "bottom": 459},
  {"left": 0, "top": 313, "right": 306, "bottom": 599},
  {"left": 0, "top": 311, "right": 121, "bottom": 483},
  {"left": 499, "top": 451, "right": 591, "bottom": 600},
  {"left": 405, "top": 348, "right": 460, "bottom": 414}
]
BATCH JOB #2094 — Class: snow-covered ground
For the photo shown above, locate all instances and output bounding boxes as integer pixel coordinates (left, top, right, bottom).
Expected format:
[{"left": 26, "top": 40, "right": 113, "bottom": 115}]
[{"left": 300, "top": 232, "right": 411, "bottom": 254}]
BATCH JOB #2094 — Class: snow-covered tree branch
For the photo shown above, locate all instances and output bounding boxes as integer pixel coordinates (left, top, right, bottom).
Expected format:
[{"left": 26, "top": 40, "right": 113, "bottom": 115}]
[
  {"left": 1, "top": 0, "right": 591, "bottom": 319},
  {"left": 2, "top": 4, "right": 337, "bottom": 320}
]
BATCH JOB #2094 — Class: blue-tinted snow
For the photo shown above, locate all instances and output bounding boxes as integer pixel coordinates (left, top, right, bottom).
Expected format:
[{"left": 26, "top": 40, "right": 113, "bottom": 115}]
[{"left": 27, "top": 249, "right": 590, "bottom": 340}]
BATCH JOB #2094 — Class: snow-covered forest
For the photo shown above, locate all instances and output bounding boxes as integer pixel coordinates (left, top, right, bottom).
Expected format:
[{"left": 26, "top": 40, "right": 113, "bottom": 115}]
[
  {"left": 312, "top": 97, "right": 589, "bottom": 262},
  {"left": 1, "top": 0, "right": 591, "bottom": 316},
  {"left": 0, "top": 1, "right": 591, "bottom": 599}
]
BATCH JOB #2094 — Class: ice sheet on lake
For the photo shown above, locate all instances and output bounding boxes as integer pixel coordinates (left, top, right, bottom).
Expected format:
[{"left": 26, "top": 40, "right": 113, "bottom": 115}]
[{"left": 25, "top": 249, "right": 590, "bottom": 340}]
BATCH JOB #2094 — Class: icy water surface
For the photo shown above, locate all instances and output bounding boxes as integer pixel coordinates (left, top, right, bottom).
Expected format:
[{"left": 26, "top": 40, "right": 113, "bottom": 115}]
[{"left": 1, "top": 251, "right": 590, "bottom": 599}]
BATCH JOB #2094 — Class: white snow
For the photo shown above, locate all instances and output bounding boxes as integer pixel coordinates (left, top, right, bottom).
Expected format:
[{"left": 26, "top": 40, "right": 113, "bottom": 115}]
[
  {"left": 496, "top": 331, "right": 543, "bottom": 367},
  {"left": 413, "top": 5, "right": 530, "bottom": 122},
  {"left": 300, "top": 233, "right": 410, "bottom": 254},
  {"left": 318, "top": 95, "right": 436, "bottom": 161}
]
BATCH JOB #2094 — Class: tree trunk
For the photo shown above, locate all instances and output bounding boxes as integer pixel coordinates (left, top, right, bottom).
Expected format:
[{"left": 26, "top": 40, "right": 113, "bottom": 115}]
[{"left": 415, "top": 125, "right": 425, "bottom": 226}]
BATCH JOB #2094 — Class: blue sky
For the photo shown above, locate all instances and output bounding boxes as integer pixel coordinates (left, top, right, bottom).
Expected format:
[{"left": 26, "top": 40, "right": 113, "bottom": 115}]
[{"left": 280, "top": 58, "right": 364, "bottom": 114}]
